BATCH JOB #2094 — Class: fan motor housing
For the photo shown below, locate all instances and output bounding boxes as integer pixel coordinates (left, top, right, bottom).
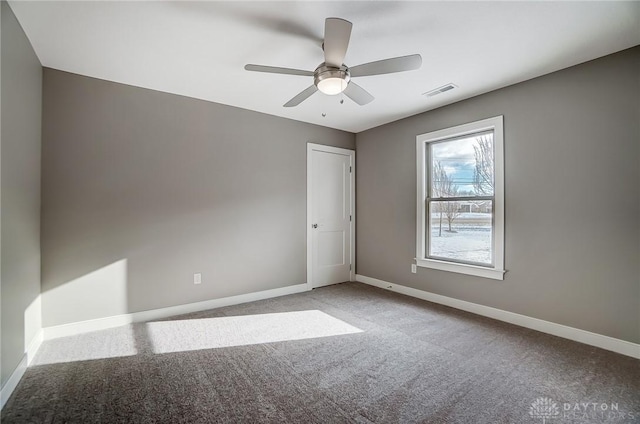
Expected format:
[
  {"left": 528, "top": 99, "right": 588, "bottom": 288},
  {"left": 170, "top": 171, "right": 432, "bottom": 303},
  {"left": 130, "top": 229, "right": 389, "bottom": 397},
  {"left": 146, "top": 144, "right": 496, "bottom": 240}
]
[{"left": 314, "top": 63, "right": 351, "bottom": 89}]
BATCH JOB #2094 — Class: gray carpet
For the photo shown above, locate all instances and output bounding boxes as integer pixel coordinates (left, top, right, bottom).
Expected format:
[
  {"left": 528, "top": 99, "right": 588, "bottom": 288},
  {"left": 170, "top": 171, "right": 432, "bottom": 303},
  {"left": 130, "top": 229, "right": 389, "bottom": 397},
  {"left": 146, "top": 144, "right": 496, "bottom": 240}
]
[{"left": 2, "top": 282, "right": 639, "bottom": 423}]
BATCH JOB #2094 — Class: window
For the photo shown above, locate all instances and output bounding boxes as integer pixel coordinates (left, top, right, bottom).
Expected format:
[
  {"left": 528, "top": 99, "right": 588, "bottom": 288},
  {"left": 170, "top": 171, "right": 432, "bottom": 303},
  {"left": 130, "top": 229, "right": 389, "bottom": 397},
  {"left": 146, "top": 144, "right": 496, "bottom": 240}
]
[{"left": 416, "top": 116, "right": 504, "bottom": 280}]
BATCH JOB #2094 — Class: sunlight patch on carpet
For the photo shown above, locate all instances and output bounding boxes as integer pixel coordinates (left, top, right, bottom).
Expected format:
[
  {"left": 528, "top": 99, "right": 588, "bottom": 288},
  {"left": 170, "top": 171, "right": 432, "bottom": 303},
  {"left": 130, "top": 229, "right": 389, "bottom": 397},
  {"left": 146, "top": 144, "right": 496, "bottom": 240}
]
[
  {"left": 146, "top": 310, "right": 363, "bottom": 354},
  {"left": 31, "top": 326, "right": 138, "bottom": 365}
]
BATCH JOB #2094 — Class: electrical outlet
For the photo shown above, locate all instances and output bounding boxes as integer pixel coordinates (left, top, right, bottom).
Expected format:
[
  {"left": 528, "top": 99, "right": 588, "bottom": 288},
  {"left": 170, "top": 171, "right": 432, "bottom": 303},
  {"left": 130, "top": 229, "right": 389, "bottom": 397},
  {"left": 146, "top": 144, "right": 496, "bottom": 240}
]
[
  {"left": 193, "top": 273, "right": 202, "bottom": 285},
  {"left": 411, "top": 264, "right": 417, "bottom": 273}
]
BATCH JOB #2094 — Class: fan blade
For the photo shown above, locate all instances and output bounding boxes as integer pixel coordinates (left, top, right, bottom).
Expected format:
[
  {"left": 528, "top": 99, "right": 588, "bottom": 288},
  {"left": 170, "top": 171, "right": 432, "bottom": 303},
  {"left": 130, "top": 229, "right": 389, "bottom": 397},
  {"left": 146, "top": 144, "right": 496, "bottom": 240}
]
[
  {"left": 245, "top": 64, "right": 314, "bottom": 77},
  {"left": 344, "top": 82, "right": 374, "bottom": 106},
  {"left": 284, "top": 85, "right": 318, "bottom": 107},
  {"left": 323, "top": 18, "right": 352, "bottom": 67},
  {"left": 349, "top": 54, "right": 422, "bottom": 77}
]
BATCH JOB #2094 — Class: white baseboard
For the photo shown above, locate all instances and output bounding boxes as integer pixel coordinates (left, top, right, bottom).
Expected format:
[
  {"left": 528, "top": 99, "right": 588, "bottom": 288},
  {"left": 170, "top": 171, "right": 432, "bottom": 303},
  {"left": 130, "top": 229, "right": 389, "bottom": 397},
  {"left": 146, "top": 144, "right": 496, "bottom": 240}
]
[
  {"left": 1, "top": 329, "right": 43, "bottom": 410},
  {"left": 43, "top": 283, "right": 311, "bottom": 340},
  {"left": 25, "top": 329, "right": 44, "bottom": 365},
  {"left": 356, "top": 274, "right": 640, "bottom": 359},
  {"left": 0, "top": 357, "right": 27, "bottom": 411}
]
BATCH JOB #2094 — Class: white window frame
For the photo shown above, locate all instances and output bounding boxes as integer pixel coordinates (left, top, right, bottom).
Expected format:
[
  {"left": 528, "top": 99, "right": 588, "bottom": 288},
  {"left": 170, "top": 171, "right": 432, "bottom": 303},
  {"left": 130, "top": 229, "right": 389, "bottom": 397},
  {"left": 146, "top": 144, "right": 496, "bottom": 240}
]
[{"left": 416, "top": 116, "right": 505, "bottom": 280}]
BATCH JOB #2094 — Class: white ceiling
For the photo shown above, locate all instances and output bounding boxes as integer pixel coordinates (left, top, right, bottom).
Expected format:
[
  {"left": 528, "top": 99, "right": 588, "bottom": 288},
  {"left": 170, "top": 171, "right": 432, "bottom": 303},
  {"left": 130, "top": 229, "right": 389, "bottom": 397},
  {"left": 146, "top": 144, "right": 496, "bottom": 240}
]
[{"left": 9, "top": 1, "right": 640, "bottom": 133}]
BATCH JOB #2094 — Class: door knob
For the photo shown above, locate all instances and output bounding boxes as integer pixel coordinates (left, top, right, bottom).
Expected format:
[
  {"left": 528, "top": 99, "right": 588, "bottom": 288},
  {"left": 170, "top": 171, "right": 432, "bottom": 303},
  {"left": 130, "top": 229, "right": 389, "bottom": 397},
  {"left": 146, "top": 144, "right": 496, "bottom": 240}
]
[{"left": 312, "top": 224, "right": 318, "bottom": 228}]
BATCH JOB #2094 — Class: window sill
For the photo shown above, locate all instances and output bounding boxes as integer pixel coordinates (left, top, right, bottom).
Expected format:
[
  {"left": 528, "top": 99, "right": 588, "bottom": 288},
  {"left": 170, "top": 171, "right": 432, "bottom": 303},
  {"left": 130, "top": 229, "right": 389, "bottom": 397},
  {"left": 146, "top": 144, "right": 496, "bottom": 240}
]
[{"left": 416, "top": 258, "right": 505, "bottom": 280}]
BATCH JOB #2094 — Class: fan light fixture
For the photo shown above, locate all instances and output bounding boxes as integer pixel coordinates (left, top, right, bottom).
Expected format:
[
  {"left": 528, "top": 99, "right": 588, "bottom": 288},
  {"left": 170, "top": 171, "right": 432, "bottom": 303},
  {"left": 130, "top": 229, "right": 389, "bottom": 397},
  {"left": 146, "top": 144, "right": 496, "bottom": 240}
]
[
  {"left": 315, "top": 64, "right": 350, "bottom": 95},
  {"left": 317, "top": 77, "right": 347, "bottom": 95}
]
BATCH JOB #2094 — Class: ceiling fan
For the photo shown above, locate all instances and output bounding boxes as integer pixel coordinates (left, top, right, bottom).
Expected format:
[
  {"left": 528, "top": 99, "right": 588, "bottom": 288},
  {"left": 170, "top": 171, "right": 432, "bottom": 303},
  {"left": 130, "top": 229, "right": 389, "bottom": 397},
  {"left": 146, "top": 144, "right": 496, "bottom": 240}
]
[{"left": 244, "top": 17, "right": 422, "bottom": 107}]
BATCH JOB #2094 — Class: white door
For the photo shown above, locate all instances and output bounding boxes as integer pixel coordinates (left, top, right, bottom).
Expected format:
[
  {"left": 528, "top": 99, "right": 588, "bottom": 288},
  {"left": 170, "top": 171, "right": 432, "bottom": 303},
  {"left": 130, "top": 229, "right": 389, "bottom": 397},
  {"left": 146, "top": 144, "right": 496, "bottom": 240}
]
[{"left": 307, "top": 143, "right": 355, "bottom": 288}]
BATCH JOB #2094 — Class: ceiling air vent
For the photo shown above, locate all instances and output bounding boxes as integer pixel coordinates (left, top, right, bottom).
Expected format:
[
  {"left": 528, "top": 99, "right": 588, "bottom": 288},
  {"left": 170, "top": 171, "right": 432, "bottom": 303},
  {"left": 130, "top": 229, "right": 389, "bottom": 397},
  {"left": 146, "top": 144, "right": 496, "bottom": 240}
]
[{"left": 423, "top": 83, "right": 458, "bottom": 97}]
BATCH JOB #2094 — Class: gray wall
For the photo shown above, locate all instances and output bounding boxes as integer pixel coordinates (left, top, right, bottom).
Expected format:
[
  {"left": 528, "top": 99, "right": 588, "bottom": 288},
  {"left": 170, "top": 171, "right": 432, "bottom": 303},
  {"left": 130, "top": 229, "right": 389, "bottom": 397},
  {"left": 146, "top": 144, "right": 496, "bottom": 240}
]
[
  {"left": 356, "top": 47, "right": 640, "bottom": 344},
  {"left": 1, "top": 1, "right": 42, "bottom": 386},
  {"left": 41, "top": 69, "right": 355, "bottom": 327}
]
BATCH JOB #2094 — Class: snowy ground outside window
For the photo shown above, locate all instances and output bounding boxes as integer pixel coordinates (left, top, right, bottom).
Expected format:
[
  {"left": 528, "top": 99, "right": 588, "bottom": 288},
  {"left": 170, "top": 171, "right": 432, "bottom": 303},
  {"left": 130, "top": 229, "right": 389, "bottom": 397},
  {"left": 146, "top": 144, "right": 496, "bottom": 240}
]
[{"left": 429, "top": 212, "right": 492, "bottom": 265}]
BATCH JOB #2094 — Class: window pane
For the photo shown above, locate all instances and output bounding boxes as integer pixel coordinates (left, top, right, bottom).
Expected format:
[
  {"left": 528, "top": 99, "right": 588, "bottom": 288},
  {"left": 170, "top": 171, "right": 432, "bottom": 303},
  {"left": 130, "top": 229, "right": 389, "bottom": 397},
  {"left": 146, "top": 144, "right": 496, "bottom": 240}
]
[
  {"left": 430, "top": 133, "right": 494, "bottom": 197},
  {"left": 428, "top": 200, "right": 493, "bottom": 265}
]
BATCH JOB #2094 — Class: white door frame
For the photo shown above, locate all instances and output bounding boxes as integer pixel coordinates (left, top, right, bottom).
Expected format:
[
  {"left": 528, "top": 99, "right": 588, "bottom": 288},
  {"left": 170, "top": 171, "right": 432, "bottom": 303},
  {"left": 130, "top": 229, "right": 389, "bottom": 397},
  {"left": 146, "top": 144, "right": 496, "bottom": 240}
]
[{"left": 307, "top": 143, "right": 355, "bottom": 289}]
